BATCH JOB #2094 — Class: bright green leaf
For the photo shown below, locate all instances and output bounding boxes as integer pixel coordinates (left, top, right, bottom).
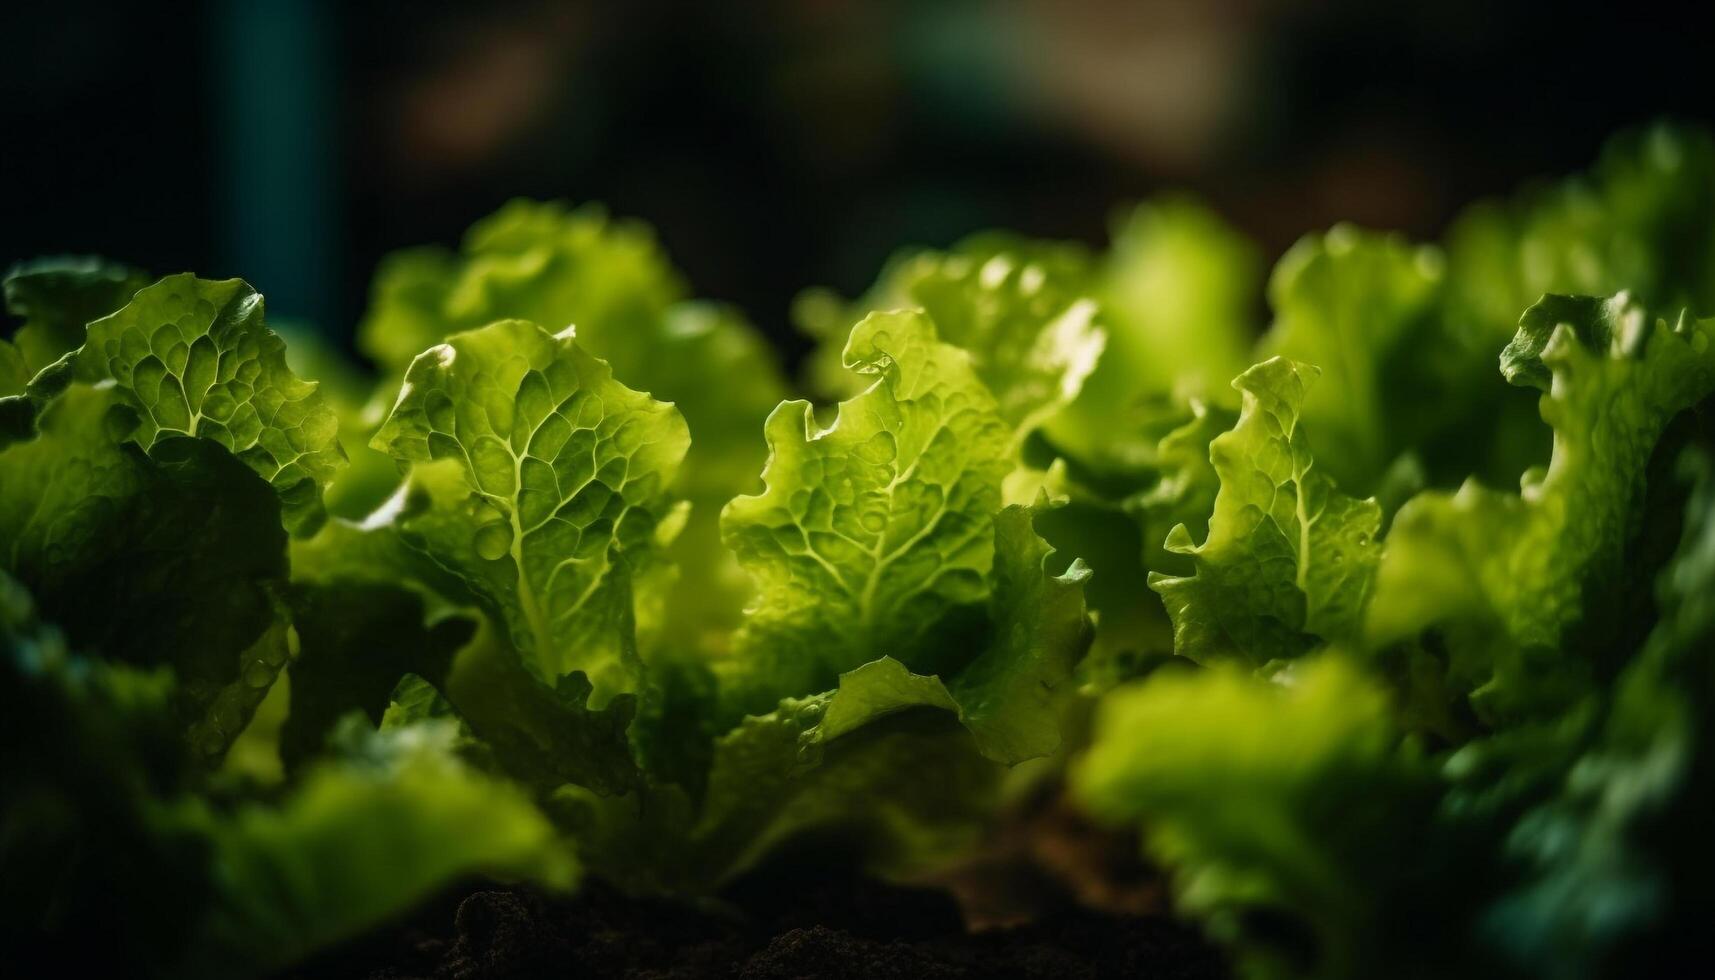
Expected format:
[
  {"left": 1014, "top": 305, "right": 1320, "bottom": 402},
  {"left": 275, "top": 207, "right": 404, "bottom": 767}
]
[
  {"left": 720, "top": 309, "right": 1012, "bottom": 712},
  {"left": 804, "top": 233, "right": 1106, "bottom": 439},
  {"left": 1150, "top": 357, "right": 1382, "bottom": 667},
  {"left": 372, "top": 318, "right": 689, "bottom": 703},
  {"left": 293, "top": 461, "right": 643, "bottom": 797},
  {"left": 33, "top": 274, "right": 347, "bottom": 535},
  {"left": 807, "top": 506, "right": 1091, "bottom": 764}
]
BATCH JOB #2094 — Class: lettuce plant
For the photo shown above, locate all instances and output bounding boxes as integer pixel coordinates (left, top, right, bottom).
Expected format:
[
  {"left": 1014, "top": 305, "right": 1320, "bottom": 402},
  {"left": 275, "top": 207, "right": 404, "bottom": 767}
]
[
  {"left": 3, "top": 123, "right": 1712, "bottom": 978},
  {"left": 1, "top": 204, "right": 1095, "bottom": 972},
  {"left": 1073, "top": 123, "right": 1715, "bottom": 979}
]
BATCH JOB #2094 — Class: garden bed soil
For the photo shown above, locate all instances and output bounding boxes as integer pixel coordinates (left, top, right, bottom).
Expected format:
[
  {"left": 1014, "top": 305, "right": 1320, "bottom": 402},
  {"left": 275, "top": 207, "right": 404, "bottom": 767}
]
[
  {"left": 281, "top": 874, "right": 1227, "bottom": 980},
  {"left": 280, "top": 794, "right": 1228, "bottom": 980}
]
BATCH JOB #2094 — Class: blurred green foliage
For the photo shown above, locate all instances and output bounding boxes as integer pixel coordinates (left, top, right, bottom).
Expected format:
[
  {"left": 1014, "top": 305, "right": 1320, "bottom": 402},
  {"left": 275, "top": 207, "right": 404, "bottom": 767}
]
[{"left": 2, "top": 122, "right": 1713, "bottom": 977}]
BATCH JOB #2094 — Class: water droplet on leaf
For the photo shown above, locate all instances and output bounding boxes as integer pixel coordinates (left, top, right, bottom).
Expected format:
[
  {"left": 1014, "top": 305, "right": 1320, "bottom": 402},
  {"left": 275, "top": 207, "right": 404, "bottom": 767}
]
[{"left": 474, "top": 521, "right": 514, "bottom": 560}]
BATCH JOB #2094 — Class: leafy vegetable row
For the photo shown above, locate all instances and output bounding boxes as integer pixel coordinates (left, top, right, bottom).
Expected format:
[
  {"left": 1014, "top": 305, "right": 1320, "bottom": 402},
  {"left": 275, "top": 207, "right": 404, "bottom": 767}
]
[{"left": 3, "top": 122, "right": 1712, "bottom": 978}]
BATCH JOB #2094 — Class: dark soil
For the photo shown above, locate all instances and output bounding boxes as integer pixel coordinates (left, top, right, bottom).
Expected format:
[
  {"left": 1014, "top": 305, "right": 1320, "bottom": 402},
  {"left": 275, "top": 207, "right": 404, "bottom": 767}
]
[
  {"left": 280, "top": 786, "right": 1228, "bottom": 980},
  {"left": 280, "top": 869, "right": 1226, "bottom": 980}
]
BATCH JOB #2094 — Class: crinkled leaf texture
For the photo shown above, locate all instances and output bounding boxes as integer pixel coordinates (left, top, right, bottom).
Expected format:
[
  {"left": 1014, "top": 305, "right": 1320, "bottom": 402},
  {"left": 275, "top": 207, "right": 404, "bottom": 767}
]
[
  {"left": 1150, "top": 357, "right": 1382, "bottom": 668},
  {"left": 372, "top": 318, "right": 689, "bottom": 703},
  {"left": 1368, "top": 294, "right": 1715, "bottom": 721},
  {"left": 359, "top": 199, "right": 784, "bottom": 502},
  {"left": 1428, "top": 122, "right": 1715, "bottom": 490},
  {"left": 605, "top": 503, "right": 1093, "bottom": 888},
  {"left": 289, "top": 464, "right": 643, "bottom": 799},
  {"left": 29, "top": 274, "right": 347, "bottom": 534},
  {"left": 0, "top": 384, "right": 291, "bottom": 759},
  {"left": 720, "top": 309, "right": 1013, "bottom": 713},
  {"left": 558, "top": 501, "right": 1090, "bottom": 892},
  {"left": 797, "top": 233, "right": 1106, "bottom": 441},
  {"left": 359, "top": 204, "right": 781, "bottom": 664},
  {"left": 808, "top": 505, "right": 1092, "bottom": 766},
  {"left": 559, "top": 310, "right": 1099, "bottom": 891}
]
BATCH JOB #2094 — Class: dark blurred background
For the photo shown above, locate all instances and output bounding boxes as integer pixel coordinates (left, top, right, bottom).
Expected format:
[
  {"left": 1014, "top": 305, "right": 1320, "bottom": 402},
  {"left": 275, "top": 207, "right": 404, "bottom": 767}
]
[{"left": 3, "top": 0, "right": 1710, "bottom": 363}]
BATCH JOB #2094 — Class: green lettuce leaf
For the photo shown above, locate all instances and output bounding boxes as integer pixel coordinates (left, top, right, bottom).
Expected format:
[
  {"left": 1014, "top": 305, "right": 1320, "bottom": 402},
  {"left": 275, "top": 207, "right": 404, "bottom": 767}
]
[
  {"left": 437, "top": 611, "right": 642, "bottom": 796},
  {"left": 371, "top": 318, "right": 689, "bottom": 703},
  {"left": 1126, "top": 398, "right": 1235, "bottom": 549},
  {"left": 286, "top": 472, "right": 482, "bottom": 609},
  {"left": 1020, "top": 400, "right": 1236, "bottom": 690},
  {"left": 683, "top": 702, "right": 998, "bottom": 889},
  {"left": 0, "top": 384, "right": 291, "bottom": 759},
  {"left": 806, "top": 505, "right": 1091, "bottom": 765},
  {"left": 1, "top": 572, "right": 215, "bottom": 975},
  {"left": 562, "top": 687, "right": 1000, "bottom": 893},
  {"left": 30, "top": 274, "right": 347, "bottom": 534},
  {"left": 357, "top": 200, "right": 684, "bottom": 376},
  {"left": 357, "top": 202, "right": 787, "bottom": 663},
  {"left": 3, "top": 583, "right": 574, "bottom": 978},
  {"left": 1445, "top": 122, "right": 1715, "bottom": 350},
  {"left": 1100, "top": 197, "right": 1261, "bottom": 400},
  {"left": 1256, "top": 226, "right": 1444, "bottom": 493},
  {"left": 1074, "top": 657, "right": 1467, "bottom": 980},
  {"left": 1149, "top": 357, "right": 1382, "bottom": 668},
  {"left": 3, "top": 255, "right": 150, "bottom": 373},
  {"left": 179, "top": 719, "right": 576, "bottom": 977},
  {"left": 572, "top": 504, "right": 1089, "bottom": 891},
  {"left": 1044, "top": 198, "right": 1261, "bottom": 474},
  {"left": 798, "top": 233, "right": 1105, "bottom": 440},
  {"left": 720, "top": 309, "right": 1012, "bottom": 712},
  {"left": 1367, "top": 294, "right": 1715, "bottom": 721},
  {"left": 385, "top": 200, "right": 682, "bottom": 368},
  {"left": 1428, "top": 123, "right": 1715, "bottom": 490},
  {"left": 278, "top": 583, "right": 471, "bottom": 772},
  {"left": 358, "top": 200, "right": 783, "bottom": 500},
  {"left": 291, "top": 465, "right": 643, "bottom": 798},
  {"left": 356, "top": 247, "right": 462, "bottom": 375},
  {"left": 1483, "top": 448, "right": 1715, "bottom": 978}
]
